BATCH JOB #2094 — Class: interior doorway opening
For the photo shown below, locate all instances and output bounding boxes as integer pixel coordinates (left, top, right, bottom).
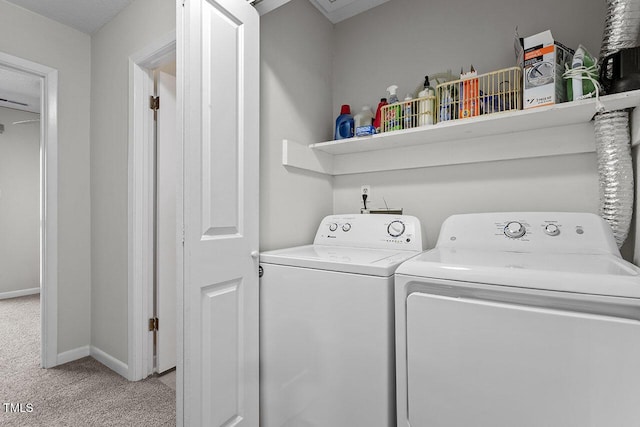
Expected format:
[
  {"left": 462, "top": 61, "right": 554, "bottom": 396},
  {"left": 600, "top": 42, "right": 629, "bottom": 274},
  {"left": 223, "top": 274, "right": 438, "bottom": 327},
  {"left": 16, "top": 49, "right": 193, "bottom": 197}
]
[
  {"left": 127, "top": 32, "right": 177, "bottom": 383},
  {"left": 0, "top": 52, "right": 58, "bottom": 368}
]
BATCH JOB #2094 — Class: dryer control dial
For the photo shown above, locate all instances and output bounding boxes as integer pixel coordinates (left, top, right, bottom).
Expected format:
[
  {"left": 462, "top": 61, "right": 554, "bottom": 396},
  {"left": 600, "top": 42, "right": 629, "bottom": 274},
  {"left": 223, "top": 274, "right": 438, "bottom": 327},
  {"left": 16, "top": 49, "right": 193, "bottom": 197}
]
[
  {"left": 328, "top": 223, "right": 338, "bottom": 232},
  {"left": 544, "top": 224, "right": 560, "bottom": 236},
  {"left": 388, "top": 220, "right": 406, "bottom": 237},
  {"left": 504, "top": 221, "right": 526, "bottom": 239},
  {"left": 342, "top": 223, "right": 351, "bottom": 232}
]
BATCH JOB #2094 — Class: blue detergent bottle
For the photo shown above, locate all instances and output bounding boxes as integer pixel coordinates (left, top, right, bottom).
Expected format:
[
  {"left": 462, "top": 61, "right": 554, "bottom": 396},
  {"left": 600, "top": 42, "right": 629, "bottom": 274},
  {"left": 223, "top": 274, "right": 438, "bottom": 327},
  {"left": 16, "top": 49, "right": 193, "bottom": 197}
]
[{"left": 335, "top": 104, "right": 354, "bottom": 140}]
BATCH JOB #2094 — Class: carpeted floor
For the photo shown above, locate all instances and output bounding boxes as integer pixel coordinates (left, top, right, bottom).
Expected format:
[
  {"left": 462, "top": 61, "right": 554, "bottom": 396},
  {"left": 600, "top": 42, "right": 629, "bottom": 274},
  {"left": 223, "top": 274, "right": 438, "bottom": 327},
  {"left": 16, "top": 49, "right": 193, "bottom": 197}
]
[{"left": 0, "top": 294, "right": 176, "bottom": 426}]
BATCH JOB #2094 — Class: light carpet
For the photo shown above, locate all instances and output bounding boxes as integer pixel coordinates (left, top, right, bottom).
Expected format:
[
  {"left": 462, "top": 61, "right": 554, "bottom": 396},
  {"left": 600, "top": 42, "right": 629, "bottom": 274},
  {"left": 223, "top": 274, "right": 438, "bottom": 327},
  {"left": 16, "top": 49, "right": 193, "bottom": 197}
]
[{"left": 0, "top": 294, "right": 176, "bottom": 426}]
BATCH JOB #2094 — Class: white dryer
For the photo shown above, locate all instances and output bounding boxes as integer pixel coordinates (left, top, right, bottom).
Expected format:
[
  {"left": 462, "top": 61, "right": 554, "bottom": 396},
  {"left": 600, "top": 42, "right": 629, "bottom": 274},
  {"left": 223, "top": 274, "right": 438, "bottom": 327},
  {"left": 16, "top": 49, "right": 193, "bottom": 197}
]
[
  {"left": 260, "top": 214, "right": 423, "bottom": 427},
  {"left": 395, "top": 212, "right": 640, "bottom": 427}
]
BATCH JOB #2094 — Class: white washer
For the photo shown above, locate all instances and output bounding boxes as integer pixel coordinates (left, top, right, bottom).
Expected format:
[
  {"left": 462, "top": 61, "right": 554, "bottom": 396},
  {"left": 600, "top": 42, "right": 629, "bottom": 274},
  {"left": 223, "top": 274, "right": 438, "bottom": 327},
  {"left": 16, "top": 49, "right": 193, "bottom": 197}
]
[
  {"left": 395, "top": 212, "right": 640, "bottom": 427},
  {"left": 260, "top": 214, "right": 423, "bottom": 427}
]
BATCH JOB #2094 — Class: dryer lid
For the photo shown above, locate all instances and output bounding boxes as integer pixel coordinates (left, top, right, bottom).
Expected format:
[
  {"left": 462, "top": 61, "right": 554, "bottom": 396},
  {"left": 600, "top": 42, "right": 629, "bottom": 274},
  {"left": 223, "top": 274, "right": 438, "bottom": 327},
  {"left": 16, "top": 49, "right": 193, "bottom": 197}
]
[
  {"left": 395, "top": 248, "right": 640, "bottom": 298},
  {"left": 260, "top": 244, "right": 420, "bottom": 277}
]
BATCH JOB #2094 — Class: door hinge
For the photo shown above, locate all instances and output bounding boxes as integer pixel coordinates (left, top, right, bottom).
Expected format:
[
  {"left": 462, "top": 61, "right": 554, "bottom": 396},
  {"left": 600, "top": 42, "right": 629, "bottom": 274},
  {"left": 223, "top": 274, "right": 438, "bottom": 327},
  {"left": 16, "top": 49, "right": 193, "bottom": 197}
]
[
  {"left": 148, "top": 317, "right": 159, "bottom": 331},
  {"left": 150, "top": 96, "right": 160, "bottom": 111}
]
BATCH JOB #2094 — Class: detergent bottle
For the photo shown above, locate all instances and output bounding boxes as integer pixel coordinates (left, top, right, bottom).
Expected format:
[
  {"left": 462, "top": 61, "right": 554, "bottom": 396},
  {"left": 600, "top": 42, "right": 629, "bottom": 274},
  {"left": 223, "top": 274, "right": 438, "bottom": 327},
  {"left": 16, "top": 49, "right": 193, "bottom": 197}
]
[{"left": 334, "top": 104, "right": 354, "bottom": 140}]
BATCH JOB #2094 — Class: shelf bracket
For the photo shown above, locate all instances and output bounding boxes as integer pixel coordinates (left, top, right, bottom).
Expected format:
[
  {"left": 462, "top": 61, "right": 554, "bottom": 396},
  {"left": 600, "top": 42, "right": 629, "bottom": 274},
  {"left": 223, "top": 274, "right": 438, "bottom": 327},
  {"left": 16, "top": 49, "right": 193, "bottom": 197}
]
[{"left": 282, "top": 139, "right": 333, "bottom": 175}]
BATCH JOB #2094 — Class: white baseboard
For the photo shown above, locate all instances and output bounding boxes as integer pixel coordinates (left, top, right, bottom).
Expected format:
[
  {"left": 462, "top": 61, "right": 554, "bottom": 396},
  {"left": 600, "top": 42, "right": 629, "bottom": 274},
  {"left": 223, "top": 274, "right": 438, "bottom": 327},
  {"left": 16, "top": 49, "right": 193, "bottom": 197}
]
[
  {"left": 0, "top": 287, "right": 40, "bottom": 300},
  {"left": 90, "top": 346, "right": 129, "bottom": 379},
  {"left": 57, "top": 345, "right": 90, "bottom": 365}
]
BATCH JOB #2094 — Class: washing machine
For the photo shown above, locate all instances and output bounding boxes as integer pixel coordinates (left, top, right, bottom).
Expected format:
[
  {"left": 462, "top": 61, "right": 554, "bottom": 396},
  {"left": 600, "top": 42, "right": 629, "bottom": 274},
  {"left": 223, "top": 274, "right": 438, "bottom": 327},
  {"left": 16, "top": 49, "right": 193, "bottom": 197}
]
[
  {"left": 395, "top": 212, "right": 640, "bottom": 427},
  {"left": 260, "top": 214, "right": 423, "bottom": 427}
]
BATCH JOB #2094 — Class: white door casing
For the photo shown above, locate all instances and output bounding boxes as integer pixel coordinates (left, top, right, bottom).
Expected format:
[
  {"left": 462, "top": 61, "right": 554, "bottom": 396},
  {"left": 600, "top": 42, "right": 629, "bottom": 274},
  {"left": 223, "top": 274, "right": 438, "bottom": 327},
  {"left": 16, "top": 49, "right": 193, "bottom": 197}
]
[
  {"left": 0, "top": 52, "right": 58, "bottom": 368},
  {"left": 179, "top": 0, "right": 260, "bottom": 426},
  {"left": 157, "top": 71, "right": 178, "bottom": 374}
]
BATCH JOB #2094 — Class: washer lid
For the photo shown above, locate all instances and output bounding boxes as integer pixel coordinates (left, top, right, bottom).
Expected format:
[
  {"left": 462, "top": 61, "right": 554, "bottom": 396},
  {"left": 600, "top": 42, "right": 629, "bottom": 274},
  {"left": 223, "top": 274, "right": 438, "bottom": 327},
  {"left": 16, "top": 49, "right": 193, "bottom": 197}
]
[
  {"left": 260, "top": 244, "right": 420, "bottom": 277},
  {"left": 395, "top": 248, "right": 640, "bottom": 298}
]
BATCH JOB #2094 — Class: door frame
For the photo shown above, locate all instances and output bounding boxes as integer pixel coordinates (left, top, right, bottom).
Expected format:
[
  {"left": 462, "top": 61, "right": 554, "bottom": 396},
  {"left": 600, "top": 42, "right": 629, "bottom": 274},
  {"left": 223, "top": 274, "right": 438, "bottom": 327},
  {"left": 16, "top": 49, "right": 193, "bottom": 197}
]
[
  {"left": 127, "top": 31, "right": 176, "bottom": 382},
  {"left": 0, "top": 51, "right": 58, "bottom": 368}
]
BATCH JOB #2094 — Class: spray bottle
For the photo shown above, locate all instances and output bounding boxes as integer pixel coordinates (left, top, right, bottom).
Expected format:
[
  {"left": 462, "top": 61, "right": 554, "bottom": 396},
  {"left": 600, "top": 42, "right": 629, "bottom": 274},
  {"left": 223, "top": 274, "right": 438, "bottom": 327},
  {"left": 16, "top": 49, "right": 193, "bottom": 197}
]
[
  {"left": 403, "top": 94, "right": 413, "bottom": 129},
  {"left": 418, "top": 76, "right": 435, "bottom": 126},
  {"left": 385, "top": 85, "right": 401, "bottom": 131}
]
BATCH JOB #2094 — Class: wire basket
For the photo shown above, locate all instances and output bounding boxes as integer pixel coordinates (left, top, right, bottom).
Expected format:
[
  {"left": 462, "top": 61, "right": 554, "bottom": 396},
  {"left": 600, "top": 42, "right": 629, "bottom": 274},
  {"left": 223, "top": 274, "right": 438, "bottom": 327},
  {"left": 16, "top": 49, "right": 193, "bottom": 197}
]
[
  {"left": 436, "top": 66, "right": 523, "bottom": 122},
  {"left": 380, "top": 95, "right": 437, "bottom": 133}
]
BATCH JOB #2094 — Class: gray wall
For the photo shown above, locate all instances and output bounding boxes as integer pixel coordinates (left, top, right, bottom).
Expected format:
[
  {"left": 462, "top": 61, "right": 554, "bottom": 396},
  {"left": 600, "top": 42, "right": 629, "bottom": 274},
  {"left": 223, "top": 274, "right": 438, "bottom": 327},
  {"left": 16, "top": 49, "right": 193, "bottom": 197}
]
[
  {"left": 0, "top": 0, "right": 92, "bottom": 353},
  {"left": 329, "top": 0, "right": 612, "bottom": 251},
  {"left": 0, "top": 108, "right": 39, "bottom": 295},
  {"left": 260, "top": 0, "right": 335, "bottom": 250},
  {"left": 90, "top": 0, "right": 175, "bottom": 364}
]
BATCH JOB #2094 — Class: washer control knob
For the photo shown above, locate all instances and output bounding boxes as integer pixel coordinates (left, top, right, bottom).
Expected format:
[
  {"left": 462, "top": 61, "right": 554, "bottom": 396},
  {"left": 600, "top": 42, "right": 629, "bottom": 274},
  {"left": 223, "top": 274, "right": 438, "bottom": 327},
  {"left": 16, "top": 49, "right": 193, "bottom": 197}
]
[
  {"left": 388, "top": 220, "right": 406, "bottom": 237},
  {"left": 504, "top": 221, "right": 526, "bottom": 239},
  {"left": 329, "top": 223, "right": 338, "bottom": 232},
  {"left": 544, "top": 224, "right": 560, "bottom": 236},
  {"left": 342, "top": 223, "right": 351, "bottom": 232}
]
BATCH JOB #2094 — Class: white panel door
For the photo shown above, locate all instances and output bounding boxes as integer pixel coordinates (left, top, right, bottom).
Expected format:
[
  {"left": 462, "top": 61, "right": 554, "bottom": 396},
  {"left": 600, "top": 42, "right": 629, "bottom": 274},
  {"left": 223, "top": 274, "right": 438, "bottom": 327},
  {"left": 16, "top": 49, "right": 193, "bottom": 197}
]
[
  {"left": 157, "top": 71, "right": 177, "bottom": 374},
  {"left": 179, "top": 1, "right": 259, "bottom": 426},
  {"left": 406, "top": 292, "right": 640, "bottom": 427}
]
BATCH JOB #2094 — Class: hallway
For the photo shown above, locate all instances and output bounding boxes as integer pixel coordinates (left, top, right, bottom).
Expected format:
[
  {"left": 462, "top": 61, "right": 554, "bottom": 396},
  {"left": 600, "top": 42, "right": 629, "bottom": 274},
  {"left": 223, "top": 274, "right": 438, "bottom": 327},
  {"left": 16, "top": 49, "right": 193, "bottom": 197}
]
[{"left": 0, "top": 295, "right": 176, "bottom": 426}]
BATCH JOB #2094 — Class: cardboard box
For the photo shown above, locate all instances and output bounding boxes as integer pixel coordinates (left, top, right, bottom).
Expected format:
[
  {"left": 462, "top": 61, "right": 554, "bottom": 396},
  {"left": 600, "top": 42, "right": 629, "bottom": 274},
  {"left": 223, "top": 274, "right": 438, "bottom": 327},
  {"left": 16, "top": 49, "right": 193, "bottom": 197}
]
[{"left": 522, "top": 30, "right": 574, "bottom": 109}]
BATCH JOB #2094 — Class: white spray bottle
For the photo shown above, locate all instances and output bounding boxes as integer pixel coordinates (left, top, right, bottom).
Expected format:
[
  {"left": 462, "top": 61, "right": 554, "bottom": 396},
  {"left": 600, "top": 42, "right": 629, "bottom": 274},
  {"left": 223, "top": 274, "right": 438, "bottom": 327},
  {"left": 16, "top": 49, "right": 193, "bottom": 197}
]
[{"left": 385, "top": 85, "right": 401, "bottom": 131}]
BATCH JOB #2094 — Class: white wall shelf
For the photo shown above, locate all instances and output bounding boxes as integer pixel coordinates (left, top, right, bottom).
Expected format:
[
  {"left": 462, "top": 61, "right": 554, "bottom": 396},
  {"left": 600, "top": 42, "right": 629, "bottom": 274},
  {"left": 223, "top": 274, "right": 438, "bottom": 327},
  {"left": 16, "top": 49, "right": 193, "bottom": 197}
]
[{"left": 283, "top": 89, "right": 640, "bottom": 176}]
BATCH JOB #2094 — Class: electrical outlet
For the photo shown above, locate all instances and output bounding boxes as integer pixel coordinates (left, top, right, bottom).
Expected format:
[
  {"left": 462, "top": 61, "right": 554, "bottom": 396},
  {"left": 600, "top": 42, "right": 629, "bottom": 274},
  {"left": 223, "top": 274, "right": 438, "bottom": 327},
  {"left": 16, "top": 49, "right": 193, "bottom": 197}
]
[{"left": 361, "top": 185, "right": 371, "bottom": 198}]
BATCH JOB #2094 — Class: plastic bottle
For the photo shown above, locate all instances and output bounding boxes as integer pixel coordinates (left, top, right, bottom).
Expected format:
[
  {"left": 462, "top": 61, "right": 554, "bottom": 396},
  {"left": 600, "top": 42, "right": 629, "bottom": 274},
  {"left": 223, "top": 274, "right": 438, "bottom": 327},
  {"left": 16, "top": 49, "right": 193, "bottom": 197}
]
[
  {"left": 418, "top": 76, "right": 435, "bottom": 126},
  {"left": 354, "top": 106, "right": 374, "bottom": 127},
  {"left": 373, "top": 98, "right": 387, "bottom": 133},
  {"left": 403, "top": 94, "right": 413, "bottom": 129},
  {"left": 354, "top": 106, "right": 375, "bottom": 136},
  {"left": 334, "top": 104, "right": 354, "bottom": 140},
  {"left": 385, "top": 85, "right": 401, "bottom": 131}
]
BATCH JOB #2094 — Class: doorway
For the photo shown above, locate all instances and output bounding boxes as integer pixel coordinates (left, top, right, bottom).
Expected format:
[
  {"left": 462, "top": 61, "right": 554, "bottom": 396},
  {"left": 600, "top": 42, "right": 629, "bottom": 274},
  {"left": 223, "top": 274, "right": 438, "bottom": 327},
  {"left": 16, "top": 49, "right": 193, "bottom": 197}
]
[
  {"left": 0, "top": 52, "right": 58, "bottom": 368},
  {"left": 154, "top": 63, "right": 177, "bottom": 376},
  {"left": 127, "top": 32, "right": 177, "bottom": 382}
]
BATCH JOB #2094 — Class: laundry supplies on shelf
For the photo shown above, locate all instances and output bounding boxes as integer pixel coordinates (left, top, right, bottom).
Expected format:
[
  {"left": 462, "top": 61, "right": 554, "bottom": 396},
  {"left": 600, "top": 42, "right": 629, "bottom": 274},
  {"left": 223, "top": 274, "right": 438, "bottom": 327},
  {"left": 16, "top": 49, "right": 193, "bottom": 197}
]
[
  {"left": 521, "top": 30, "right": 574, "bottom": 109},
  {"left": 354, "top": 106, "right": 375, "bottom": 136},
  {"left": 437, "top": 66, "right": 523, "bottom": 122},
  {"left": 417, "top": 76, "right": 435, "bottom": 126},
  {"left": 384, "top": 85, "right": 402, "bottom": 131},
  {"left": 335, "top": 104, "right": 354, "bottom": 140}
]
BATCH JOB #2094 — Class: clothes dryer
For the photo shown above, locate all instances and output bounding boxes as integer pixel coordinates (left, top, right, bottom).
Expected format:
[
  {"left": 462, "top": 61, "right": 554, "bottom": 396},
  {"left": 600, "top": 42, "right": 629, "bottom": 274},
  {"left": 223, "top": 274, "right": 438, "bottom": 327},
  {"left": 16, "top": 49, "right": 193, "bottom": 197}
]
[
  {"left": 260, "top": 214, "right": 423, "bottom": 427},
  {"left": 395, "top": 212, "right": 640, "bottom": 427}
]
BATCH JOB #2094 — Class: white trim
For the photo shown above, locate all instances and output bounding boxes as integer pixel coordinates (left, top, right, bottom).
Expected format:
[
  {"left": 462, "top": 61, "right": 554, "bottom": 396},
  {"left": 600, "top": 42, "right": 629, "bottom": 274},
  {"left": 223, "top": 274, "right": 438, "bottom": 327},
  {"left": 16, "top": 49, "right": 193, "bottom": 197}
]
[
  {"left": 176, "top": 2, "right": 185, "bottom": 424},
  {"left": 0, "top": 51, "right": 58, "bottom": 369},
  {"left": 0, "top": 287, "right": 40, "bottom": 300},
  {"left": 57, "top": 345, "right": 90, "bottom": 365},
  {"left": 127, "top": 31, "right": 177, "bottom": 382},
  {"left": 91, "top": 346, "right": 130, "bottom": 378}
]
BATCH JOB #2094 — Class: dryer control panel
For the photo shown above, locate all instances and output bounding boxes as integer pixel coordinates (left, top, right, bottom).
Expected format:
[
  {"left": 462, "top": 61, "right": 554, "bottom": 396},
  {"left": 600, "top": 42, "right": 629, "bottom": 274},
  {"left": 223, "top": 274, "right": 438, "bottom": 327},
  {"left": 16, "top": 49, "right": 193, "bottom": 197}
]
[
  {"left": 314, "top": 214, "right": 424, "bottom": 251},
  {"left": 435, "top": 212, "right": 619, "bottom": 256}
]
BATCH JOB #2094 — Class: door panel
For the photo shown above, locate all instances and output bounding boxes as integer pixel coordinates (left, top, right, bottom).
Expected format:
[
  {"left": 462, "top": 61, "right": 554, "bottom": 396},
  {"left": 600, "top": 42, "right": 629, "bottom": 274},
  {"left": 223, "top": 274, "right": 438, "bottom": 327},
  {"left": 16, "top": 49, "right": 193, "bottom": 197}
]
[
  {"left": 201, "top": 2, "right": 240, "bottom": 236},
  {"left": 157, "top": 71, "right": 177, "bottom": 374},
  {"left": 180, "top": 0, "right": 259, "bottom": 426},
  {"left": 406, "top": 292, "right": 640, "bottom": 427},
  {"left": 201, "top": 279, "right": 241, "bottom": 425}
]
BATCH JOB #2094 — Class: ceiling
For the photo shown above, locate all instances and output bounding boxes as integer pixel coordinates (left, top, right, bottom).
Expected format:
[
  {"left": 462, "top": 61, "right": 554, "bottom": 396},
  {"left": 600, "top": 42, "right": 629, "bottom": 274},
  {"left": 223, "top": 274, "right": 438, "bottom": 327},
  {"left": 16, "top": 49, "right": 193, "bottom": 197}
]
[
  {"left": 4, "top": 0, "right": 135, "bottom": 34},
  {"left": 0, "top": 0, "right": 386, "bottom": 109}
]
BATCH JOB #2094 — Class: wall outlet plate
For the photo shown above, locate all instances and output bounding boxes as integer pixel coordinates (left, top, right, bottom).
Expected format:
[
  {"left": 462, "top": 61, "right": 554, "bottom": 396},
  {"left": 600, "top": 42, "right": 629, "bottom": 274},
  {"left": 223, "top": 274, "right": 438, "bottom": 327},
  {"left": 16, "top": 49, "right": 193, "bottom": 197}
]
[{"left": 361, "top": 185, "right": 371, "bottom": 197}]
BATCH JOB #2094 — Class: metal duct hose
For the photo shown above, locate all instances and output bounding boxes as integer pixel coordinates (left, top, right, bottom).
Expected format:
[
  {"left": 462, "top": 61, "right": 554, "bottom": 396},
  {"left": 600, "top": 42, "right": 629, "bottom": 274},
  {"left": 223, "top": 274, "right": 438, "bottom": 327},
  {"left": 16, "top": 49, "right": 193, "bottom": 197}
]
[
  {"left": 594, "top": 0, "right": 639, "bottom": 247},
  {"left": 594, "top": 111, "right": 634, "bottom": 247},
  {"left": 600, "top": 0, "right": 640, "bottom": 68}
]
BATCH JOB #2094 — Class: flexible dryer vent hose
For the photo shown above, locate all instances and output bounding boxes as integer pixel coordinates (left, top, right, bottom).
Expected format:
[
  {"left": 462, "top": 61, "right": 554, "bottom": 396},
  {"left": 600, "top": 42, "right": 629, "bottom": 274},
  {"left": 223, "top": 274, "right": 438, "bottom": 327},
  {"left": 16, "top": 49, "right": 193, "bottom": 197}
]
[
  {"left": 595, "top": 0, "right": 640, "bottom": 247},
  {"left": 594, "top": 111, "right": 634, "bottom": 247}
]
